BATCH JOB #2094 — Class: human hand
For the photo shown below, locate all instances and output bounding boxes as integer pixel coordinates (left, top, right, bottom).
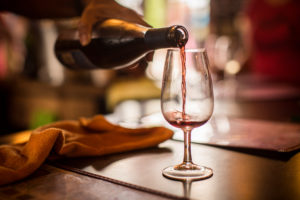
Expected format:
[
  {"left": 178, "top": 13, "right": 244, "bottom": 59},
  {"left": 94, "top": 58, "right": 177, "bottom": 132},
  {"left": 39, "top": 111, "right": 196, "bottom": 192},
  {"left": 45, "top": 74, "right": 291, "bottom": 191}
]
[{"left": 78, "top": 0, "right": 150, "bottom": 46}]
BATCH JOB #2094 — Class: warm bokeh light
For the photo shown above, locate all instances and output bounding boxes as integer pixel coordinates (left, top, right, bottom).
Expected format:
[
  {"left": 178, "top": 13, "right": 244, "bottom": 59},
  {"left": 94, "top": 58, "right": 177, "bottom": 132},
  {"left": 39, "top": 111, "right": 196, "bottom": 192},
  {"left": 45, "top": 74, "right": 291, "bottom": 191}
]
[{"left": 225, "top": 60, "right": 241, "bottom": 75}]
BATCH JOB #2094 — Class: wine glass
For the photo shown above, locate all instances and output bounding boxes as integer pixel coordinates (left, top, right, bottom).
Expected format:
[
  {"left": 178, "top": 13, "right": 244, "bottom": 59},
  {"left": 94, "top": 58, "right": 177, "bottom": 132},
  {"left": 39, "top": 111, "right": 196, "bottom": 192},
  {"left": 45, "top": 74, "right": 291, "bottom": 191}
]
[{"left": 161, "top": 48, "right": 214, "bottom": 181}]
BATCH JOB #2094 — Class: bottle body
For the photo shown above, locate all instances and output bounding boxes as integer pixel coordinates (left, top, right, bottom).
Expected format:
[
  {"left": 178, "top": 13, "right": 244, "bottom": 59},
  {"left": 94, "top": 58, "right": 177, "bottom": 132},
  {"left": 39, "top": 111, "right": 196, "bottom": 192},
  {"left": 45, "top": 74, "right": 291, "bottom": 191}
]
[{"left": 55, "top": 19, "right": 188, "bottom": 70}]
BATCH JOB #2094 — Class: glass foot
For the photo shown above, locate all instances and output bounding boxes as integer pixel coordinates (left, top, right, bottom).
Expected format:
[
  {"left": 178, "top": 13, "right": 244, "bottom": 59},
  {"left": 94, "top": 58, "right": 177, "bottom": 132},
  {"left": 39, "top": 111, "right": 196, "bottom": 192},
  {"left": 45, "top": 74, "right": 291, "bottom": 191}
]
[{"left": 162, "top": 164, "right": 213, "bottom": 181}]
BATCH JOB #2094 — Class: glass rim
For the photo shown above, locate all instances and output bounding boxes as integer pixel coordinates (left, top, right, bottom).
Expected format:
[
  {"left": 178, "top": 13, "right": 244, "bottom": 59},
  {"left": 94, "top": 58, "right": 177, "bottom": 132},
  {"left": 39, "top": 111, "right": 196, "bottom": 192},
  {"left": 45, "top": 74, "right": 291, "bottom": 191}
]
[{"left": 166, "top": 48, "right": 206, "bottom": 53}]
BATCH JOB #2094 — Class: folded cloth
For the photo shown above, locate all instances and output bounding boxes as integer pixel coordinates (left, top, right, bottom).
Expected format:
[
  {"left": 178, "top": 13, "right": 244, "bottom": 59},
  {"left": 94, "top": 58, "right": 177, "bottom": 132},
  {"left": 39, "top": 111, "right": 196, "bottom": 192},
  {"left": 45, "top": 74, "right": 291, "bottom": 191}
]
[{"left": 0, "top": 115, "right": 173, "bottom": 185}]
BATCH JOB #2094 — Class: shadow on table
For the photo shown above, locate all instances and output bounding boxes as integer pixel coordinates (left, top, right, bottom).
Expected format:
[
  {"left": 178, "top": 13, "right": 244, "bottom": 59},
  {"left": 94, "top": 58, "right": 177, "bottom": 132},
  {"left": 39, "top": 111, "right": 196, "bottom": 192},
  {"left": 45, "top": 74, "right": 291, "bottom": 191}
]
[{"left": 50, "top": 146, "right": 172, "bottom": 171}]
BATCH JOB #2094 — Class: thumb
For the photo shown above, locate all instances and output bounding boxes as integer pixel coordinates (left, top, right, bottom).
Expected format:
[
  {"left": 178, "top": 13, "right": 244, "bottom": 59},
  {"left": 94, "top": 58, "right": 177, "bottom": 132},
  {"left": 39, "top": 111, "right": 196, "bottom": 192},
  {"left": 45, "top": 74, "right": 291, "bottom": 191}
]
[{"left": 78, "top": 18, "right": 93, "bottom": 46}]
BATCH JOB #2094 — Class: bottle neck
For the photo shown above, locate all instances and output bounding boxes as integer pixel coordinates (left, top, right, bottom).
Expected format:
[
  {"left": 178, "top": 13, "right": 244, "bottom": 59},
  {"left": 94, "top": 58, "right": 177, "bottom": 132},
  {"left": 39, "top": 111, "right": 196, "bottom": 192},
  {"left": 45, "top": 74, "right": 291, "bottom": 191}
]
[{"left": 145, "top": 25, "right": 188, "bottom": 49}]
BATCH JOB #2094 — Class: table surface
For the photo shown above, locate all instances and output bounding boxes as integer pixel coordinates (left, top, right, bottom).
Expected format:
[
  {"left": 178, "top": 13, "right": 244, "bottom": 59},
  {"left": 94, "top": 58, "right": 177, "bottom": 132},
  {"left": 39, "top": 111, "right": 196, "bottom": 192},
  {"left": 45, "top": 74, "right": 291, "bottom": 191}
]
[
  {"left": 1, "top": 80, "right": 300, "bottom": 200},
  {"left": 53, "top": 139, "right": 300, "bottom": 200},
  {"left": 0, "top": 139, "right": 299, "bottom": 200}
]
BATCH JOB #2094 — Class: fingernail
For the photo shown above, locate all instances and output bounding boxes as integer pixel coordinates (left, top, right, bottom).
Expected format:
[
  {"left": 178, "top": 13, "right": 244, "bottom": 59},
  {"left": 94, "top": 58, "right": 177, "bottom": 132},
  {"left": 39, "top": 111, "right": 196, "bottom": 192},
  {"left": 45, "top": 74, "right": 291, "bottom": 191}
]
[{"left": 80, "top": 34, "right": 89, "bottom": 46}]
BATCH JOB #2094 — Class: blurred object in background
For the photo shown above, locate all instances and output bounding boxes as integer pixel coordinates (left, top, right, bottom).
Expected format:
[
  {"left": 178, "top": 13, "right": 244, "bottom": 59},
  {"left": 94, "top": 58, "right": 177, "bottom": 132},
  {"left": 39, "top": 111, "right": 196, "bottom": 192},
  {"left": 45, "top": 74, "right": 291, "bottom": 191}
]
[
  {"left": 144, "top": 0, "right": 167, "bottom": 28},
  {"left": 0, "top": 15, "right": 107, "bottom": 134},
  {"left": 22, "top": 21, "right": 43, "bottom": 79},
  {"left": 38, "top": 20, "right": 64, "bottom": 86},
  {"left": 208, "top": 0, "right": 247, "bottom": 75},
  {"left": 117, "top": 0, "right": 144, "bottom": 16},
  {"left": 185, "top": 0, "right": 210, "bottom": 44},
  {"left": 145, "top": 49, "right": 166, "bottom": 88},
  {"left": 208, "top": 35, "right": 246, "bottom": 76},
  {"left": 0, "top": 13, "right": 28, "bottom": 134},
  {"left": 242, "top": 0, "right": 300, "bottom": 84},
  {"left": 207, "top": 34, "right": 247, "bottom": 99},
  {"left": 29, "top": 109, "right": 57, "bottom": 130},
  {"left": 0, "top": 13, "right": 28, "bottom": 80},
  {"left": 91, "top": 69, "right": 115, "bottom": 88},
  {"left": 7, "top": 78, "right": 105, "bottom": 132},
  {"left": 106, "top": 77, "right": 161, "bottom": 112},
  {"left": 210, "top": 0, "right": 246, "bottom": 36}
]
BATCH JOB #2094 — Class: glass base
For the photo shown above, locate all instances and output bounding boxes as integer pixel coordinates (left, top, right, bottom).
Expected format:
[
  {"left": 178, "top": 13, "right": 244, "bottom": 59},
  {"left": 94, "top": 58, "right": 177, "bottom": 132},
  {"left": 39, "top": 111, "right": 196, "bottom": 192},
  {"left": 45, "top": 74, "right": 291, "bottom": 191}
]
[{"left": 162, "top": 163, "right": 213, "bottom": 181}]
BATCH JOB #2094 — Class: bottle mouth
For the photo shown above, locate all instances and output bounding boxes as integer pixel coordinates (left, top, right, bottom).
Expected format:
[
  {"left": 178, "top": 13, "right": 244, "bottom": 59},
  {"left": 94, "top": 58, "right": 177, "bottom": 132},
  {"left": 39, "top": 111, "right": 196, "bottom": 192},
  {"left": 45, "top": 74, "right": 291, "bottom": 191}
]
[{"left": 168, "top": 26, "right": 189, "bottom": 47}]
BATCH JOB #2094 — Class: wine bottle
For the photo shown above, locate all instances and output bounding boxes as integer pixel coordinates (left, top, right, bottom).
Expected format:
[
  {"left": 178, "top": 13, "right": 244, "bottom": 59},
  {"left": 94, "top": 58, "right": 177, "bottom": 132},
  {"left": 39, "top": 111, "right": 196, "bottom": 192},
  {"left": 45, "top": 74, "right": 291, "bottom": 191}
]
[{"left": 54, "top": 19, "right": 188, "bottom": 70}]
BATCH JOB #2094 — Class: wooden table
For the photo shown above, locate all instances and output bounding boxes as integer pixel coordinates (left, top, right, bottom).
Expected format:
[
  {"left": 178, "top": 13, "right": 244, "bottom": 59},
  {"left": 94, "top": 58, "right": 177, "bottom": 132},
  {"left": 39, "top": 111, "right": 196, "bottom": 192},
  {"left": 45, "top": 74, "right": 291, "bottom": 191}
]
[
  {"left": 0, "top": 80, "right": 299, "bottom": 200},
  {"left": 0, "top": 139, "right": 299, "bottom": 200}
]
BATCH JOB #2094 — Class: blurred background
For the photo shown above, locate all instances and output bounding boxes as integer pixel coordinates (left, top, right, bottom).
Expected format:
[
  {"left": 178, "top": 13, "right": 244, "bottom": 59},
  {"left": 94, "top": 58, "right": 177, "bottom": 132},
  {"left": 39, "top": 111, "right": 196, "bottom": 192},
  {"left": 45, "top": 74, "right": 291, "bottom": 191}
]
[{"left": 0, "top": 0, "right": 299, "bottom": 134}]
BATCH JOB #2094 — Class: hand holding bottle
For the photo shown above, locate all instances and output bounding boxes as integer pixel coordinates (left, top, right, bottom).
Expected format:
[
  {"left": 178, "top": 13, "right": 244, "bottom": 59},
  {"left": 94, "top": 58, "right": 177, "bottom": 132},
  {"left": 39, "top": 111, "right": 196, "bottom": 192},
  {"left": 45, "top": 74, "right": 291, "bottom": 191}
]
[
  {"left": 78, "top": 0, "right": 150, "bottom": 46},
  {"left": 55, "top": 19, "right": 188, "bottom": 70}
]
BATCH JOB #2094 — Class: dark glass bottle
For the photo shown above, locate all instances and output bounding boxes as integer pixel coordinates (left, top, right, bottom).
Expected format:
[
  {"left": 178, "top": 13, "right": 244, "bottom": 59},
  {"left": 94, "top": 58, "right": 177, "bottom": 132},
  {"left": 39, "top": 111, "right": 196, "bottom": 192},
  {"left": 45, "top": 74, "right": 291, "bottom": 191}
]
[{"left": 54, "top": 19, "right": 188, "bottom": 70}]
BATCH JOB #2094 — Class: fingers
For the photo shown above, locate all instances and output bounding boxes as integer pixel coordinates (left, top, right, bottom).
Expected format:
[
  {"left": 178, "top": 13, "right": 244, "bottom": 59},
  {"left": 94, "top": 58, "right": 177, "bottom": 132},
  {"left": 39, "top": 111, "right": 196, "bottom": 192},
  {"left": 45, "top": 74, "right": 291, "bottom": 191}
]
[
  {"left": 78, "top": 0, "right": 150, "bottom": 46},
  {"left": 78, "top": 8, "right": 98, "bottom": 46},
  {"left": 78, "top": 20, "right": 92, "bottom": 46}
]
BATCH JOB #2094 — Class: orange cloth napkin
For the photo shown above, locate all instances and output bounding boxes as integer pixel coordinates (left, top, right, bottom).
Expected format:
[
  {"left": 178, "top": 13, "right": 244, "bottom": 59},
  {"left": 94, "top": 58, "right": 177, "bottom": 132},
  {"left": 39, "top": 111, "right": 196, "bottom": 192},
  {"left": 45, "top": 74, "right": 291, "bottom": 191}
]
[{"left": 0, "top": 115, "right": 173, "bottom": 185}]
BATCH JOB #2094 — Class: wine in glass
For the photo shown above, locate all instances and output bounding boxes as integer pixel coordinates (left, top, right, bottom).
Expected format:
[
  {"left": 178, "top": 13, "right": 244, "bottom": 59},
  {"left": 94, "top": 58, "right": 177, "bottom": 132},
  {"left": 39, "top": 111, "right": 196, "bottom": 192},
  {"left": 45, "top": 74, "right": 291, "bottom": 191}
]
[{"left": 161, "top": 48, "right": 214, "bottom": 181}]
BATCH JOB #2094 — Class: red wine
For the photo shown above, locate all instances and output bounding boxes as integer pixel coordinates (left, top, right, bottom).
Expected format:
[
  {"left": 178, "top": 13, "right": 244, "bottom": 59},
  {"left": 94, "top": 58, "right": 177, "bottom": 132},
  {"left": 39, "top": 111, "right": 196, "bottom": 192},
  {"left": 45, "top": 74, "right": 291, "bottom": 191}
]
[
  {"left": 170, "top": 39, "right": 205, "bottom": 129},
  {"left": 55, "top": 19, "right": 188, "bottom": 70},
  {"left": 164, "top": 111, "right": 208, "bottom": 129},
  {"left": 180, "top": 45, "right": 187, "bottom": 119},
  {"left": 168, "top": 120, "right": 208, "bottom": 129}
]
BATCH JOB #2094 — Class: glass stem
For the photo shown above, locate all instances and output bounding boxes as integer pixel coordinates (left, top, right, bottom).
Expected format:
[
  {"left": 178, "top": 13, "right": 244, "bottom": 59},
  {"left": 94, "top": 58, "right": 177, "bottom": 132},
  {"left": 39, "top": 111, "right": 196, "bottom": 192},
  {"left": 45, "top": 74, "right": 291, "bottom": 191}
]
[{"left": 183, "top": 128, "right": 193, "bottom": 164}]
